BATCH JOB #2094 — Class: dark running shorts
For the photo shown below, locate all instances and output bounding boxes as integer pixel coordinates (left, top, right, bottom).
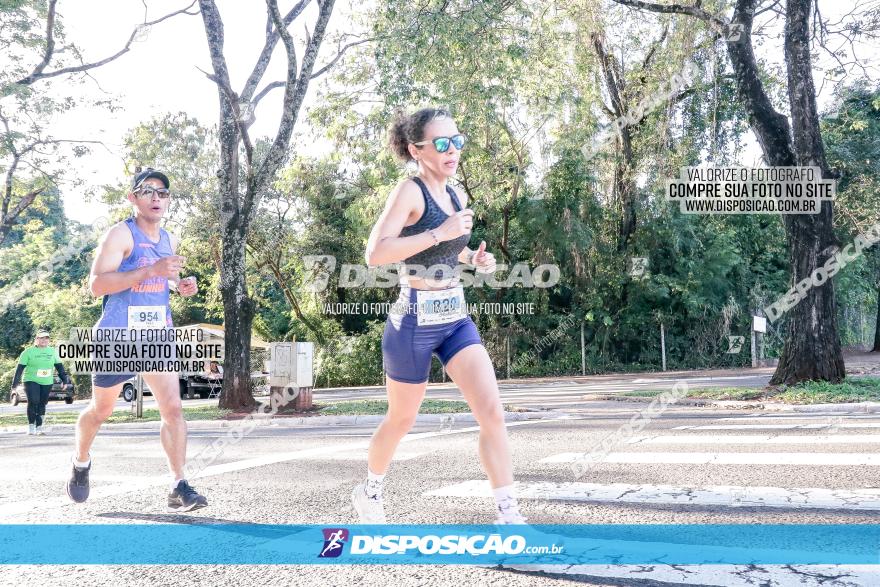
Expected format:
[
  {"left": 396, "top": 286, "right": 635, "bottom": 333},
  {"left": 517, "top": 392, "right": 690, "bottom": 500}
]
[{"left": 382, "top": 286, "right": 483, "bottom": 384}]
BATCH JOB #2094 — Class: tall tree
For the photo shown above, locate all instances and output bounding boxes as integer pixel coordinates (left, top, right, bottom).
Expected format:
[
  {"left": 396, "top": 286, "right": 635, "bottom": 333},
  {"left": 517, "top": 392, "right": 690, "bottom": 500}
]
[
  {"left": 611, "top": 0, "right": 874, "bottom": 383},
  {"left": 0, "top": 0, "right": 198, "bottom": 244},
  {"left": 198, "top": 0, "right": 337, "bottom": 409},
  {"left": 820, "top": 85, "right": 880, "bottom": 351}
]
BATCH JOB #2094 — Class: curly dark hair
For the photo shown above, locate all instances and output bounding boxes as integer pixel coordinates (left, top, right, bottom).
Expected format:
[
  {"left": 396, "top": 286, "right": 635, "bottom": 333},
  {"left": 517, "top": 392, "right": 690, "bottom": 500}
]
[{"left": 387, "top": 107, "right": 452, "bottom": 162}]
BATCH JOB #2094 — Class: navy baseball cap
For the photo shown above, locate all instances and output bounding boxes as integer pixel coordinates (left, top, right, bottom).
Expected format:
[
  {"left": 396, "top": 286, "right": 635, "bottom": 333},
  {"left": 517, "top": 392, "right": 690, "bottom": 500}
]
[{"left": 131, "top": 167, "right": 170, "bottom": 190}]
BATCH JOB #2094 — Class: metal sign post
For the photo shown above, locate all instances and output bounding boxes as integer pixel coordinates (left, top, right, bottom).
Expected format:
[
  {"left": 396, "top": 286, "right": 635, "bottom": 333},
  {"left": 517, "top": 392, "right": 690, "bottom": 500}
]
[
  {"left": 752, "top": 315, "right": 767, "bottom": 368},
  {"left": 136, "top": 373, "right": 144, "bottom": 418}
]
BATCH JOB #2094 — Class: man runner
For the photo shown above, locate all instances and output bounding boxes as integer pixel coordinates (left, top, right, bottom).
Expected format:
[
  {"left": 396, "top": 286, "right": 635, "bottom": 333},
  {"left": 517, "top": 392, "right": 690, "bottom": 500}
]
[{"left": 67, "top": 167, "right": 208, "bottom": 512}]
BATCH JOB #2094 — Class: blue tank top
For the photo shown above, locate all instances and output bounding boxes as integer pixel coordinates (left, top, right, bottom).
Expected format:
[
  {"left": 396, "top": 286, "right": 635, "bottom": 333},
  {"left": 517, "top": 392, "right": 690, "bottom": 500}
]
[{"left": 96, "top": 217, "right": 174, "bottom": 329}]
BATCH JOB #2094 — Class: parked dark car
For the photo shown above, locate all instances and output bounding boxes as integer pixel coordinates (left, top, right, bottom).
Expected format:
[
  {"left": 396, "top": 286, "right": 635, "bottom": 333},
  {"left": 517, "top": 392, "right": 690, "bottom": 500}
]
[
  {"left": 9, "top": 377, "right": 75, "bottom": 405},
  {"left": 120, "top": 373, "right": 222, "bottom": 402},
  {"left": 120, "top": 377, "right": 149, "bottom": 403}
]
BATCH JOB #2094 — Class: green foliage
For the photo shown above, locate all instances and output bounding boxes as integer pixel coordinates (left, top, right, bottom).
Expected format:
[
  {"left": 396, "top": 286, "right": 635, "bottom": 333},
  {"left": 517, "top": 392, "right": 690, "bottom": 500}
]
[
  {"left": 314, "top": 320, "right": 386, "bottom": 388},
  {"left": 2, "top": 6, "right": 877, "bottom": 393},
  {"left": 0, "top": 303, "right": 32, "bottom": 355},
  {"left": 0, "top": 355, "right": 18, "bottom": 402}
]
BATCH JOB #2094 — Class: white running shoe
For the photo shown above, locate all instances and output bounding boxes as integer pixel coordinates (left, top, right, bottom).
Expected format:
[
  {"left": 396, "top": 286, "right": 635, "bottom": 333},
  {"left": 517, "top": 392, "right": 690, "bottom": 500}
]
[
  {"left": 27, "top": 424, "right": 35, "bottom": 435},
  {"left": 495, "top": 514, "right": 568, "bottom": 550},
  {"left": 35, "top": 427, "right": 45, "bottom": 436},
  {"left": 352, "top": 482, "right": 386, "bottom": 523},
  {"left": 495, "top": 512, "right": 528, "bottom": 525}
]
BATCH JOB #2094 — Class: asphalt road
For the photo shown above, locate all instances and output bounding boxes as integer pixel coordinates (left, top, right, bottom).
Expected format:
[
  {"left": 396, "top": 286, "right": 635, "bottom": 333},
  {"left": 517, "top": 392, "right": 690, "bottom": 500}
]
[
  {"left": 3, "top": 379, "right": 879, "bottom": 586},
  {"left": 0, "top": 367, "right": 772, "bottom": 416}
]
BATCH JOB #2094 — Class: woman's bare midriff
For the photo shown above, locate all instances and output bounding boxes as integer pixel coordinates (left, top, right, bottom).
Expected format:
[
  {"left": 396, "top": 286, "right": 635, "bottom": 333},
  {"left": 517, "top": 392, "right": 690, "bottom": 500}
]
[{"left": 400, "top": 276, "right": 463, "bottom": 291}]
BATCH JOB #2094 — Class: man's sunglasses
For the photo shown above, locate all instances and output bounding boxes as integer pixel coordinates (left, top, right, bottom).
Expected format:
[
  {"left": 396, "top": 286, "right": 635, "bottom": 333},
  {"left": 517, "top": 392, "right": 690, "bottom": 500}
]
[
  {"left": 413, "top": 134, "right": 466, "bottom": 153},
  {"left": 134, "top": 186, "right": 171, "bottom": 199}
]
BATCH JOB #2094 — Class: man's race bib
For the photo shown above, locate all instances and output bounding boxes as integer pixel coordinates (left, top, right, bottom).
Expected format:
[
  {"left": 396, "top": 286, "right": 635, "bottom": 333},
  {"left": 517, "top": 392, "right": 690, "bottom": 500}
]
[
  {"left": 416, "top": 287, "right": 466, "bottom": 326},
  {"left": 36, "top": 369, "right": 51, "bottom": 378},
  {"left": 128, "top": 305, "right": 166, "bottom": 329}
]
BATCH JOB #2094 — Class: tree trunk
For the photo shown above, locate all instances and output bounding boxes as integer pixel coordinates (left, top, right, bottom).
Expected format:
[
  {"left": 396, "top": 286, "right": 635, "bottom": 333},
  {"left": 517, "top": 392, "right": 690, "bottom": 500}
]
[
  {"left": 769, "top": 0, "right": 844, "bottom": 384},
  {"left": 591, "top": 33, "right": 638, "bottom": 252},
  {"left": 873, "top": 280, "right": 880, "bottom": 352},
  {"left": 219, "top": 224, "right": 257, "bottom": 409},
  {"left": 200, "top": 0, "right": 256, "bottom": 409}
]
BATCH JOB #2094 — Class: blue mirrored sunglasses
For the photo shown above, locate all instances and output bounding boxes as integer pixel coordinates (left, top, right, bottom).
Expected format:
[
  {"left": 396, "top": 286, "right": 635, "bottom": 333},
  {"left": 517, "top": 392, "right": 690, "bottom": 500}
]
[{"left": 413, "top": 134, "right": 466, "bottom": 153}]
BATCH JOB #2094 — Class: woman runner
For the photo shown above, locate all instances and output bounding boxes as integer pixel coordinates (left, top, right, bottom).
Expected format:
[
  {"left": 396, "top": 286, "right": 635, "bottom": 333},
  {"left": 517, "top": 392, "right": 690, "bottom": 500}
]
[{"left": 352, "top": 108, "right": 525, "bottom": 525}]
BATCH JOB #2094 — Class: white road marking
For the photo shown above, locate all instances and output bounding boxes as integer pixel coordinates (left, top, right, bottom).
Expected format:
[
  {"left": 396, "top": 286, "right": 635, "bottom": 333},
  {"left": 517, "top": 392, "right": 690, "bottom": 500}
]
[
  {"left": 425, "top": 479, "right": 880, "bottom": 510},
  {"left": 0, "top": 418, "right": 547, "bottom": 518},
  {"left": 539, "top": 451, "right": 880, "bottom": 465},
  {"left": 628, "top": 434, "right": 880, "bottom": 445},
  {"left": 674, "top": 422, "right": 880, "bottom": 430},
  {"left": 715, "top": 413, "right": 875, "bottom": 421},
  {"left": 506, "top": 564, "right": 880, "bottom": 587}
]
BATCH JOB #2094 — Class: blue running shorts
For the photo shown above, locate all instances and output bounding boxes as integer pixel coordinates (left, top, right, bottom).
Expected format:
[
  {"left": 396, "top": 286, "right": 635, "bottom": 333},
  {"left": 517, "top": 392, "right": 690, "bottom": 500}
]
[{"left": 382, "top": 286, "right": 483, "bottom": 384}]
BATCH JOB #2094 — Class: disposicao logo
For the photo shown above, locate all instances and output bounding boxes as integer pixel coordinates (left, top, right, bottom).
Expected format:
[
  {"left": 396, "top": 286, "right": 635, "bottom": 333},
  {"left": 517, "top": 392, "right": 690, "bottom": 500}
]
[
  {"left": 350, "top": 534, "right": 527, "bottom": 555},
  {"left": 318, "top": 528, "right": 348, "bottom": 558}
]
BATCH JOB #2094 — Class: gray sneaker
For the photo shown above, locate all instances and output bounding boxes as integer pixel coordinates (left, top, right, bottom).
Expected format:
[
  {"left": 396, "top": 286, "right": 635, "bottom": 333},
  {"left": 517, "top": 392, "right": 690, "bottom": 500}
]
[
  {"left": 167, "top": 480, "right": 208, "bottom": 512},
  {"left": 66, "top": 461, "right": 90, "bottom": 503}
]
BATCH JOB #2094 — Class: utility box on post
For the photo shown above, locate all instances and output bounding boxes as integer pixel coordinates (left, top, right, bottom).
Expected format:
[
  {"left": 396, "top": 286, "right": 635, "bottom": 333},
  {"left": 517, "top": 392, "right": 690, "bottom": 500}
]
[{"left": 268, "top": 342, "right": 314, "bottom": 411}]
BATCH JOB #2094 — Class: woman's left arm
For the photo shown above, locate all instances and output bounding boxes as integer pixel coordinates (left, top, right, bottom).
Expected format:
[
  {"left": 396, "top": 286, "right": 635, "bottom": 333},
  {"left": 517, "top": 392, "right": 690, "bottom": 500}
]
[{"left": 53, "top": 349, "right": 72, "bottom": 387}]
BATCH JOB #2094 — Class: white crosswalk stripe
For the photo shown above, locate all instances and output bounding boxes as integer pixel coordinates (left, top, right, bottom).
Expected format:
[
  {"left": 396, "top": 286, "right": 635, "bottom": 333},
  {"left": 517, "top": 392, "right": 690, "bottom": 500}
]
[
  {"left": 509, "top": 564, "right": 880, "bottom": 586},
  {"left": 424, "top": 411, "right": 880, "bottom": 584},
  {"left": 627, "top": 433, "right": 880, "bottom": 444},
  {"left": 539, "top": 451, "right": 880, "bottom": 465},
  {"left": 716, "top": 413, "right": 875, "bottom": 420},
  {"left": 673, "top": 422, "right": 880, "bottom": 430},
  {"left": 425, "top": 479, "right": 880, "bottom": 510}
]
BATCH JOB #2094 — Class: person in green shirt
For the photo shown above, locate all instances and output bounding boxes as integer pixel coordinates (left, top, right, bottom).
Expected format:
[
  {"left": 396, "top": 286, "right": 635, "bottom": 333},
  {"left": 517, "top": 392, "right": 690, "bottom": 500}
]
[{"left": 11, "top": 330, "right": 72, "bottom": 435}]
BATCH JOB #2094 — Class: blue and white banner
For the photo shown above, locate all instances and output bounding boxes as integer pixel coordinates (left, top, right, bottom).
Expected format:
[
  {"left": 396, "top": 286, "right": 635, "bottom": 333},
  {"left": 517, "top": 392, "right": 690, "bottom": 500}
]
[{"left": 2, "top": 524, "right": 879, "bottom": 565}]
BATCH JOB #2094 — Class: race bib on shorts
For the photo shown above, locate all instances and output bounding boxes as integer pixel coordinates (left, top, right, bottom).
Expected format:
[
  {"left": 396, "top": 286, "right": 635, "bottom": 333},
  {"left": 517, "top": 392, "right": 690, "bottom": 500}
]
[
  {"left": 416, "top": 287, "right": 466, "bottom": 326},
  {"left": 128, "top": 305, "right": 166, "bottom": 329},
  {"left": 36, "top": 369, "right": 51, "bottom": 378}
]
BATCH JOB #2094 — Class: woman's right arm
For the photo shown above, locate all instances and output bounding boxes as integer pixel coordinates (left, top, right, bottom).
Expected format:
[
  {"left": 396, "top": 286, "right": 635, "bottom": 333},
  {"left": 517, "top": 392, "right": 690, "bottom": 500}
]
[
  {"left": 365, "top": 181, "right": 434, "bottom": 266},
  {"left": 365, "top": 181, "right": 474, "bottom": 266},
  {"left": 11, "top": 350, "right": 27, "bottom": 389}
]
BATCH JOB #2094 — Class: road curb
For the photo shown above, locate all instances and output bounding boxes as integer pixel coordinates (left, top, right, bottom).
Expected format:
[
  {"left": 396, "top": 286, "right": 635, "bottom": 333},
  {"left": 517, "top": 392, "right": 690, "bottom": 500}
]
[
  {"left": 585, "top": 394, "right": 880, "bottom": 412},
  {"left": 0, "top": 410, "right": 559, "bottom": 434},
  {"left": 789, "top": 401, "right": 880, "bottom": 413}
]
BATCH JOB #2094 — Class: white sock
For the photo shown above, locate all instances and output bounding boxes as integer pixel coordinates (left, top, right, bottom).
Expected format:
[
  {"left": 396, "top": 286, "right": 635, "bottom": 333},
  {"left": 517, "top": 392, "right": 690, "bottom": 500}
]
[
  {"left": 171, "top": 478, "right": 184, "bottom": 491},
  {"left": 72, "top": 455, "right": 90, "bottom": 469},
  {"left": 492, "top": 484, "right": 522, "bottom": 522},
  {"left": 364, "top": 469, "right": 385, "bottom": 498}
]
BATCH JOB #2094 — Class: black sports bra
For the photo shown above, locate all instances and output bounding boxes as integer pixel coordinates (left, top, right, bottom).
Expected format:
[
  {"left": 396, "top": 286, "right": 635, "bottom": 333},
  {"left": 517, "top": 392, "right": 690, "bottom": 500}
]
[{"left": 398, "top": 177, "right": 471, "bottom": 280}]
